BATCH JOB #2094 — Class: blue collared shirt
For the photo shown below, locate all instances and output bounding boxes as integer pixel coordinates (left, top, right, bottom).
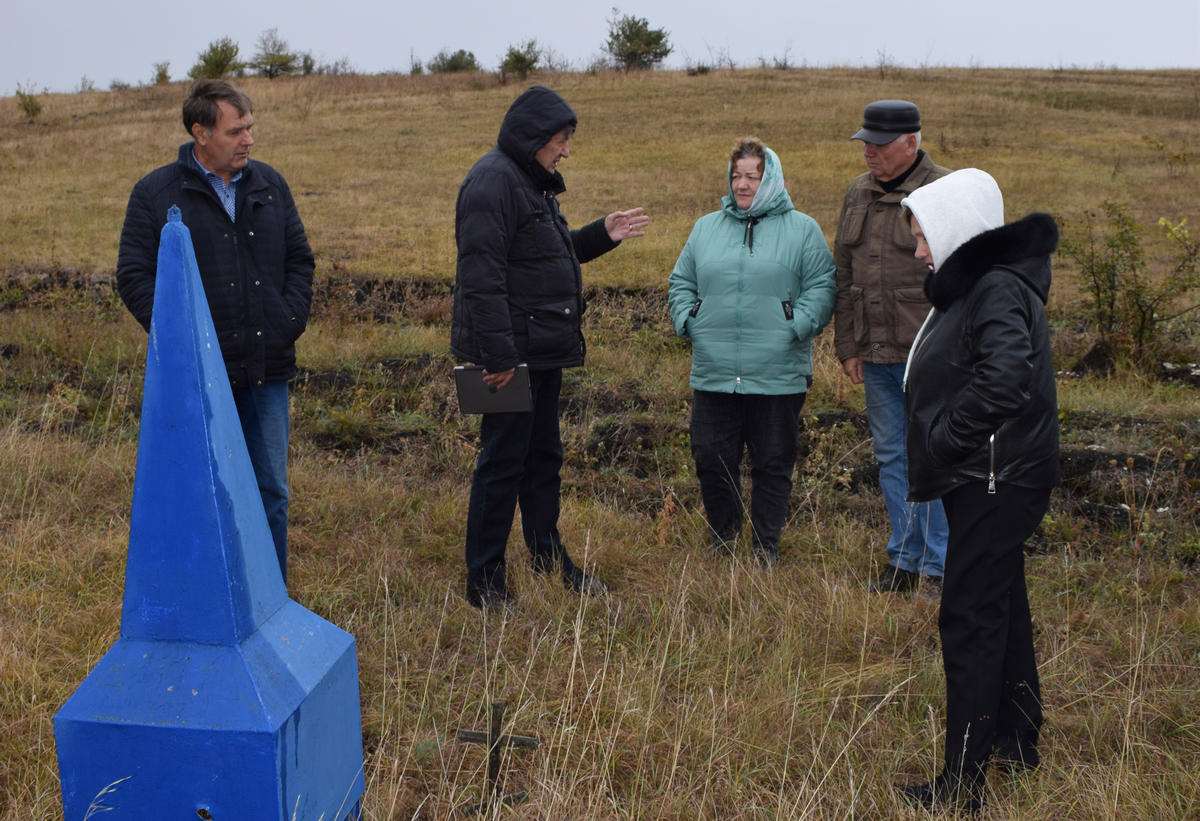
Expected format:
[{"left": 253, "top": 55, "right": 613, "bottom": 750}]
[{"left": 191, "top": 150, "right": 243, "bottom": 221}]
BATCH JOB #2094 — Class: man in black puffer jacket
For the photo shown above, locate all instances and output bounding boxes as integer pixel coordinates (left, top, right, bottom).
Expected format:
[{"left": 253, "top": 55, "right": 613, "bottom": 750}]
[
  {"left": 453, "top": 85, "right": 648, "bottom": 610},
  {"left": 895, "top": 169, "right": 1059, "bottom": 814},
  {"left": 116, "top": 80, "right": 314, "bottom": 583}
]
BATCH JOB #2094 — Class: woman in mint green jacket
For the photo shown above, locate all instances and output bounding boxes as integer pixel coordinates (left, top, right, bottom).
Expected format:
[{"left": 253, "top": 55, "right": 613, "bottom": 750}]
[{"left": 669, "top": 137, "right": 836, "bottom": 566}]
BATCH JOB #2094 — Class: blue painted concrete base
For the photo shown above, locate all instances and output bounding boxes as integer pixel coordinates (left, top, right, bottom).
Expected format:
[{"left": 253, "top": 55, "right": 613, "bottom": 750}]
[{"left": 56, "top": 602, "right": 365, "bottom": 820}]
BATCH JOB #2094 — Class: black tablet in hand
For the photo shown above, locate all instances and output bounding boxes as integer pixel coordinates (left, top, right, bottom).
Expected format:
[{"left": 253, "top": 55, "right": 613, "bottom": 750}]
[{"left": 453, "top": 364, "right": 532, "bottom": 414}]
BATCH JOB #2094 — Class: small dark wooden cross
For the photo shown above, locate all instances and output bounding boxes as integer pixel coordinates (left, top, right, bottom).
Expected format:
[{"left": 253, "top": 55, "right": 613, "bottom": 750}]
[{"left": 456, "top": 700, "right": 540, "bottom": 815}]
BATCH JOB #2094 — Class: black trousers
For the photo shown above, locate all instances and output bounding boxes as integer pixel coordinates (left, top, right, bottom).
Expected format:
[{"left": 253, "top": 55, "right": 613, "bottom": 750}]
[
  {"left": 938, "top": 481, "right": 1051, "bottom": 782},
  {"left": 690, "top": 390, "right": 806, "bottom": 555},
  {"left": 464, "top": 368, "right": 571, "bottom": 595}
]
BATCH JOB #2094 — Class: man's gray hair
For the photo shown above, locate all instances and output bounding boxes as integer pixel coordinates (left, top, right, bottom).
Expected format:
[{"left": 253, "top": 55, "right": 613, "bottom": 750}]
[
  {"left": 182, "top": 79, "right": 253, "bottom": 136},
  {"left": 894, "top": 130, "right": 922, "bottom": 149}
]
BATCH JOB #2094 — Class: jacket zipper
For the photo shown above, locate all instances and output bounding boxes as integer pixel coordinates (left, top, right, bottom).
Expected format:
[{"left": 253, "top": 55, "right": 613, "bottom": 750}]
[
  {"left": 735, "top": 230, "right": 746, "bottom": 391},
  {"left": 988, "top": 433, "right": 997, "bottom": 495},
  {"left": 545, "top": 191, "right": 584, "bottom": 358},
  {"left": 186, "top": 168, "right": 261, "bottom": 383}
]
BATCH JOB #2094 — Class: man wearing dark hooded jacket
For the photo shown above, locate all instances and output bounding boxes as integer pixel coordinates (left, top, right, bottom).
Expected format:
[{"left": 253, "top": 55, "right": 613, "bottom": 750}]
[{"left": 452, "top": 85, "right": 648, "bottom": 610}]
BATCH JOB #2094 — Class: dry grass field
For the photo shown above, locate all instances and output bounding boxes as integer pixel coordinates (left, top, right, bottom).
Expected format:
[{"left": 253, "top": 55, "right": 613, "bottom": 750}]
[{"left": 3, "top": 67, "right": 1200, "bottom": 820}]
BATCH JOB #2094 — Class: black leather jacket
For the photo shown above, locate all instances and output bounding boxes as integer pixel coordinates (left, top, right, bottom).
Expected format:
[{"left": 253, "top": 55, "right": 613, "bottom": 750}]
[
  {"left": 906, "top": 213, "right": 1061, "bottom": 502},
  {"left": 450, "top": 86, "right": 618, "bottom": 373}
]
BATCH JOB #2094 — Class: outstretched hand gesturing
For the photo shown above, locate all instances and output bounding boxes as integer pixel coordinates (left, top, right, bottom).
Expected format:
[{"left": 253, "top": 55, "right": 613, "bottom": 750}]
[{"left": 605, "top": 207, "right": 649, "bottom": 242}]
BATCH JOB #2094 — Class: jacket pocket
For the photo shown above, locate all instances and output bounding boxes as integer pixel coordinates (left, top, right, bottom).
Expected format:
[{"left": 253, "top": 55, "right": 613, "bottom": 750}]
[
  {"left": 893, "top": 285, "right": 931, "bottom": 348},
  {"left": 850, "top": 285, "right": 868, "bottom": 348},
  {"left": 523, "top": 298, "right": 580, "bottom": 361},
  {"left": 507, "top": 209, "right": 561, "bottom": 262},
  {"left": 893, "top": 209, "right": 918, "bottom": 248},
  {"left": 533, "top": 210, "right": 570, "bottom": 259},
  {"left": 839, "top": 205, "right": 868, "bottom": 246},
  {"left": 262, "top": 285, "right": 303, "bottom": 347}
]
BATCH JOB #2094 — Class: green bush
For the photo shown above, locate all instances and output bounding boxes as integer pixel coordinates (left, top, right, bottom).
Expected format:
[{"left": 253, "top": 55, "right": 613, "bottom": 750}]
[
  {"left": 15, "top": 83, "right": 42, "bottom": 119},
  {"left": 151, "top": 61, "right": 171, "bottom": 85},
  {"left": 500, "top": 39, "right": 541, "bottom": 80},
  {"left": 188, "top": 37, "right": 243, "bottom": 80},
  {"left": 249, "top": 28, "right": 298, "bottom": 80},
  {"left": 428, "top": 49, "right": 480, "bottom": 74},
  {"left": 604, "top": 9, "right": 672, "bottom": 71},
  {"left": 1060, "top": 201, "right": 1200, "bottom": 367}
]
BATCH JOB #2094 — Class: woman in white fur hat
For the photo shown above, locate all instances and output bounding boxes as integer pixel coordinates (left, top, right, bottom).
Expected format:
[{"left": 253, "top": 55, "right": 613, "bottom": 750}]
[{"left": 896, "top": 169, "right": 1060, "bottom": 813}]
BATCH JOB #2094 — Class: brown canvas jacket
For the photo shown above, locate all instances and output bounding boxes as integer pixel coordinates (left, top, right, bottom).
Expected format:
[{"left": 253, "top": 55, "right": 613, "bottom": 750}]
[{"left": 832, "top": 151, "right": 951, "bottom": 364}]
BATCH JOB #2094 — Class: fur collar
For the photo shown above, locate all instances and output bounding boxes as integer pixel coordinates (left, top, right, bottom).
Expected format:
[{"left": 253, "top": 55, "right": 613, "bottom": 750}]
[{"left": 925, "top": 213, "right": 1059, "bottom": 311}]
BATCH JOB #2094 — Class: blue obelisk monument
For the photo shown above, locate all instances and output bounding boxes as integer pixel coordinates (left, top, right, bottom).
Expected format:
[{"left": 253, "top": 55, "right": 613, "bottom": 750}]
[{"left": 54, "top": 208, "right": 365, "bottom": 820}]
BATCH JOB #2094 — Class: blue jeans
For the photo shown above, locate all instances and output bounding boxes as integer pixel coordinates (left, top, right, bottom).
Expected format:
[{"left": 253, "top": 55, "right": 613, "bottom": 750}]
[
  {"left": 862, "top": 361, "right": 947, "bottom": 577},
  {"left": 690, "top": 390, "right": 807, "bottom": 555},
  {"left": 232, "top": 380, "right": 290, "bottom": 581},
  {"left": 465, "top": 368, "right": 573, "bottom": 596}
]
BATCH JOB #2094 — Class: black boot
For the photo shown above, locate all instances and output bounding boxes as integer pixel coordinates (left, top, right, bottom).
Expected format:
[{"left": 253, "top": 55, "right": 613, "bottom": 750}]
[
  {"left": 534, "top": 553, "right": 609, "bottom": 596},
  {"left": 868, "top": 564, "right": 918, "bottom": 593},
  {"left": 992, "top": 733, "right": 1040, "bottom": 773},
  {"left": 896, "top": 771, "right": 983, "bottom": 815},
  {"left": 752, "top": 546, "right": 778, "bottom": 570},
  {"left": 466, "top": 585, "right": 515, "bottom": 613},
  {"left": 562, "top": 563, "right": 609, "bottom": 595}
]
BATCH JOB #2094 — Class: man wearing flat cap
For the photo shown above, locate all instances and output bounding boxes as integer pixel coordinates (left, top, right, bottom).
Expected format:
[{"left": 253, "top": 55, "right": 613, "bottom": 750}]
[{"left": 832, "top": 100, "right": 951, "bottom": 595}]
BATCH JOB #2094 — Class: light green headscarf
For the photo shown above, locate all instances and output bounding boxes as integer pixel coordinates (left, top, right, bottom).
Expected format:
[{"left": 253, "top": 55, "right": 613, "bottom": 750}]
[{"left": 721, "top": 145, "right": 793, "bottom": 220}]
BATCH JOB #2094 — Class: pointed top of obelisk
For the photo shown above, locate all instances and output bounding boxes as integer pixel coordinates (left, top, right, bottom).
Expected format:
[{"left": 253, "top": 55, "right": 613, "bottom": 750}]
[{"left": 120, "top": 207, "right": 288, "bottom": 645}]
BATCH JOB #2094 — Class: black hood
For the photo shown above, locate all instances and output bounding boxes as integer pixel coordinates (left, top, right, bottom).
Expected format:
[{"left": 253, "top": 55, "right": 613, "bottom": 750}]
[
  {"left": 497, "top": 86, "right": 577, "bottom": 191},
  {"left": 926, "top": 212, "right": 1058, "bottom": 311}
]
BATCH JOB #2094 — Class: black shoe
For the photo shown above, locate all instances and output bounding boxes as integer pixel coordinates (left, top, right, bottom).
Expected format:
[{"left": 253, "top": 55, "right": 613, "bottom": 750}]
[
  {"left": 752, "top": 548, "right": 778, "bottom": 570},
  {"left": 918, "top": 574, "right": 943, "bottom": 600},
  {"left": 992, "top": 734, "right": 1040, "bottom": 774},
  {"left": 708, "top": 534, "right": 737, "bottom": 557},
  {"left": 868, "top": 565, "right": 918, "bottom": 594},
  {"left": 896, "top": 774, "right": 983, "bottom": 815},
  {"left": 562, "top": 563, "right": 609, "bottom": 596},
  {"left": 530, "top": 553, "right": 557, "bottom": 576},
  {"left": 466, "top": 587, "right": 515, "bottom": 612}
]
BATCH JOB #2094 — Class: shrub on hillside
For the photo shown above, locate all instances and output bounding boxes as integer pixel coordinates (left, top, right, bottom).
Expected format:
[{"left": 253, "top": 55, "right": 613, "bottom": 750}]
[
  {"left": 250, "top": 29, "right": 299, "bottom": 79},
  {"left": 1060, "top": 201, "right": 1200, "bottom": 369},
  {"left": 500, "top": 39, "right": 541, "bottom": 80},
  {"left": 15, "top": 83, "right": 42, "bottom": 119},
  {"left": 189, "top": 37, "right": 243, "bottom": 80},
  {"left": 299, "top": 53, "right": 354, "bottom": 76},
  {"left": 428, "top": 49, "right": 480, "bottom": 74},
  {"left": 604, "top": 9, "right": 672, "bottom": 71},
  {"left": 152, "top": 61, "right": 171, "bottom": 85}
]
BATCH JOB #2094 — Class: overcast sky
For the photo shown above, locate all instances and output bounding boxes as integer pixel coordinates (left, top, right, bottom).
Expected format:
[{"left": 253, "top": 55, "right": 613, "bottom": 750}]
[{"left": 4, "top": 0, "right": 1197, "bottom": 97}]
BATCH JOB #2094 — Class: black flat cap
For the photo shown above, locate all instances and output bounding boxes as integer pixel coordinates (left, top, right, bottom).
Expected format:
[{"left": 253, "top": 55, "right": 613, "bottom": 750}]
[{"left": 851, "top": 100, "right": 922, "bottom": 144}]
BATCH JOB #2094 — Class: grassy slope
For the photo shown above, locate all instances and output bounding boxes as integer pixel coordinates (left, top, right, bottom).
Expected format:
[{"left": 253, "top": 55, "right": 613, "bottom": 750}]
[
  {"left": 3, "top": 68, "right": 1199, "bottom": 279},
  {"left": 2, "top": 68, "right": 1200, "bottom": 820}
]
